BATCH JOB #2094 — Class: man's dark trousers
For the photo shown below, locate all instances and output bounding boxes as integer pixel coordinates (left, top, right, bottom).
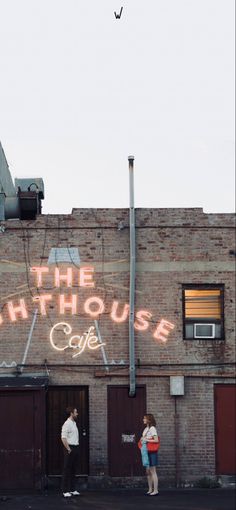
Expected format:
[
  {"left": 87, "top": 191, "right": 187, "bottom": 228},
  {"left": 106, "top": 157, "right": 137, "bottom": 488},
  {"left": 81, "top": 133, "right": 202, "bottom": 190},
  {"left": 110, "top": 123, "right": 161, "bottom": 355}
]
[{"left": 62, "top": 445, "right": 79, "bottom": 493}]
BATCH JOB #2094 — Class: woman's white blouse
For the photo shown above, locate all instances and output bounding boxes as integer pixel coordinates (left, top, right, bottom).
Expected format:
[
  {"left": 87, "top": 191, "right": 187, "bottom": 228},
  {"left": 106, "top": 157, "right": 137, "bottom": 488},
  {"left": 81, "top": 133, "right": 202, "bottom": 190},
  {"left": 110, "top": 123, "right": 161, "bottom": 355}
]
[{"left": 142, "top": 426, "right": 158, "bottom": 439}]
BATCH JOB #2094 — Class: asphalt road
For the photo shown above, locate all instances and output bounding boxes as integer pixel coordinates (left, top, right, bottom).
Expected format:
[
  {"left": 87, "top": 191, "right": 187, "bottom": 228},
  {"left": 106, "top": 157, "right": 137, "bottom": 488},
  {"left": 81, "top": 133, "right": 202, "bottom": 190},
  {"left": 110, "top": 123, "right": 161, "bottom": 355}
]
[{"left": 0, "top": 489, "right": 235, "bottom": 510}]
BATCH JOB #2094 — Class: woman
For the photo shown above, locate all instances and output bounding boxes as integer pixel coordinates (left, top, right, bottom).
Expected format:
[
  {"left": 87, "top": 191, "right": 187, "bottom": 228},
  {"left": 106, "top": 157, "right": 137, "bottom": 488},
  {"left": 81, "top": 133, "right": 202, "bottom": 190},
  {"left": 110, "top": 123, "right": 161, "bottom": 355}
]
[{"left": 140, "top": 413, "right": 159, "bottom": 496}]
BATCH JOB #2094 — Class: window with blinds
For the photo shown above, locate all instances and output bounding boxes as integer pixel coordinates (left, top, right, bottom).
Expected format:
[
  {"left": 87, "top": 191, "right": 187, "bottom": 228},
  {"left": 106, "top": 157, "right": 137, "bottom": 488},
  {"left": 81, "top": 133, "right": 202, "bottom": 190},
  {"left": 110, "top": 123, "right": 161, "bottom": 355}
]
[{"left": 183, "top": 285, "right": 224, "bottom": 339}]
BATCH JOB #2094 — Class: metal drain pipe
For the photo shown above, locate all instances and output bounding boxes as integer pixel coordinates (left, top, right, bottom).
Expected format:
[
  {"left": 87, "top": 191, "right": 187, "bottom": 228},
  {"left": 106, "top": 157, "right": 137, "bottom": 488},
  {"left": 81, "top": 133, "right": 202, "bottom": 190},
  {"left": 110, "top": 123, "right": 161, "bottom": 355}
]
[{"left": 128, "top": 155, "right": 136, "bottom": 397}]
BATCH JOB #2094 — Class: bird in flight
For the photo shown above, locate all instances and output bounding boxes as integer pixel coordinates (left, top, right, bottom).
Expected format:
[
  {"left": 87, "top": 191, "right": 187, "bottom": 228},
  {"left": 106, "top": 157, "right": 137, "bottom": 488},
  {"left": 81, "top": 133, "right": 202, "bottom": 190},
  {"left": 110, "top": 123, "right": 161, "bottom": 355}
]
[{"left": 114, "top": 7, "right": 123, "bottom": 19}]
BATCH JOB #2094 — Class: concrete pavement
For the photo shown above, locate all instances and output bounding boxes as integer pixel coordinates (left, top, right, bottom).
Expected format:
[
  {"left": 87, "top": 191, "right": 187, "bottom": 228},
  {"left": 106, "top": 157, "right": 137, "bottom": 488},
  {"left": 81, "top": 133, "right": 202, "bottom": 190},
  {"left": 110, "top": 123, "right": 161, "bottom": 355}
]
[{"left": 0, "top": 489, "right": 235, "bottom": 510}]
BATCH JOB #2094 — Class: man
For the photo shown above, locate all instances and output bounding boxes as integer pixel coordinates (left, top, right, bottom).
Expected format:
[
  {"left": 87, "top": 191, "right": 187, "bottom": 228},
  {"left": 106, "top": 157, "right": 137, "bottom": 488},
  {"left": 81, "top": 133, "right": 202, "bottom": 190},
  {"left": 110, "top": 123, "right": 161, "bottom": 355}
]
[{"left": 61, "top": 406, "right": 80, "bottom": 498}]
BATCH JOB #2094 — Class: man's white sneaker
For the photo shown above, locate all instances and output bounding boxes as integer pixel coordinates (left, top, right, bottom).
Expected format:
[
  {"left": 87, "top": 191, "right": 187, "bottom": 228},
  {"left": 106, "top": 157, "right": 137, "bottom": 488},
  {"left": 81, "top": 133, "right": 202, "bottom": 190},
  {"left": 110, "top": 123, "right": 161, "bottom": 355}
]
[
  {"left": 70, "top": 491, "right": 80, "bottom": 496},
  {"left": 63, "top": 492, "right": 72, "bottom": 498}
]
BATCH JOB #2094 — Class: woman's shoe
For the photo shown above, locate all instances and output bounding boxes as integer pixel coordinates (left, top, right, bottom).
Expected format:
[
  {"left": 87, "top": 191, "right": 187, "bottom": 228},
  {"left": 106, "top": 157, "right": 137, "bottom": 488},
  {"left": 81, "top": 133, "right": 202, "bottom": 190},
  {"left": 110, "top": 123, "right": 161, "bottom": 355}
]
[{"left": 149, "top": 491, "right": 159, "bottom": 496}]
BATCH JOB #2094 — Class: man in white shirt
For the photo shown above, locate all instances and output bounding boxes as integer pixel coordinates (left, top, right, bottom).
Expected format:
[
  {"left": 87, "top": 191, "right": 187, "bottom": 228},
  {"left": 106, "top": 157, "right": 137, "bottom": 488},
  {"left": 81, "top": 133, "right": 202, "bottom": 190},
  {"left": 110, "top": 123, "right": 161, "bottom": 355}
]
[{"left": 61, "top": 406, "right": 80, "bottom": 498}]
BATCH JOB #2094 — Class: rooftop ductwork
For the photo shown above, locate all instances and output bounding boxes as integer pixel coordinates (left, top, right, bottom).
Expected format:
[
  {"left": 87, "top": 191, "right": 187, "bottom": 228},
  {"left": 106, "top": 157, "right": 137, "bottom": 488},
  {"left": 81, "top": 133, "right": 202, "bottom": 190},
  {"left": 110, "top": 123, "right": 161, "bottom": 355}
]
[{"left": 0, "top": 142, "right": 44, "bottom": 221}]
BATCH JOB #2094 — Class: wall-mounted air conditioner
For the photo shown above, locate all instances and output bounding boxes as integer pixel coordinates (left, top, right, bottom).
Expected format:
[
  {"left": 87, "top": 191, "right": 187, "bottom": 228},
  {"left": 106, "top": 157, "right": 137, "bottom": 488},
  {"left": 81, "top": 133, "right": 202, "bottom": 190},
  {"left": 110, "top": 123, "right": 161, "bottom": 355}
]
[{"left": 194, "top": 323, "right": 216, "bottom": 339}]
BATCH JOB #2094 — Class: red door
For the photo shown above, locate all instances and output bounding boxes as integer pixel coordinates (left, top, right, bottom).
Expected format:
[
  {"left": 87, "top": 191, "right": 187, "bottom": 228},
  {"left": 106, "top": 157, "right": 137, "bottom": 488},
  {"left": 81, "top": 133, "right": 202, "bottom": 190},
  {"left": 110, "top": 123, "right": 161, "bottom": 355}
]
[
  {"left": 0, "top": 389, "right": 45, "bottom": 490},
  {"left": 46, "top": 386, "right": 89, "bottom": 476},
  {"left": 108, "top": 385, "right": 146, "bottom": 476},
  {"left": 214, "top": 384, "right": 236, "bottom": 475}
]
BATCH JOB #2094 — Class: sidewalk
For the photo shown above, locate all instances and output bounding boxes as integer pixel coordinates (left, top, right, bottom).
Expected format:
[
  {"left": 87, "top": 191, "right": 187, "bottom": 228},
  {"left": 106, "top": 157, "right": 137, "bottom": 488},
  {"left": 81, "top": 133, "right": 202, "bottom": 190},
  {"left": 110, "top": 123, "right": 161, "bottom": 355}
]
[{"left": 0, "top": 489, "right": 235, "bottom": 510}]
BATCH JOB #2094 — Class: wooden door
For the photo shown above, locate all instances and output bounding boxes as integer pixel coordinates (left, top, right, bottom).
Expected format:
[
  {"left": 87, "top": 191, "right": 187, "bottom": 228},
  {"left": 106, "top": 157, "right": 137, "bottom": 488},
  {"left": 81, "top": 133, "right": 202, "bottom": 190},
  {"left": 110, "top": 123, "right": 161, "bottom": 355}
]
[
  {"left": 108, "top": 386, "right": 146, "bottom": 476},
  {"left": 214, "top": 384, "right": 236, "bottom": 474},
  {"left": 0, "top": 389, "right": 45, "bottom": 490},
  {"left": 46, "top": 386, "right": 89, "bottom": 476}
]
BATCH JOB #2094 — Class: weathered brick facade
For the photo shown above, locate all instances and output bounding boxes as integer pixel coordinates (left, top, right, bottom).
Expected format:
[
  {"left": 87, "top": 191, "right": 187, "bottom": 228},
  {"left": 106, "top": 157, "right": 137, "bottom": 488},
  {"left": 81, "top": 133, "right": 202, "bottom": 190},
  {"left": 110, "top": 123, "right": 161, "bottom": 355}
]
[{"left": 0, "top": 207, "right": 235, "bottom": 487}]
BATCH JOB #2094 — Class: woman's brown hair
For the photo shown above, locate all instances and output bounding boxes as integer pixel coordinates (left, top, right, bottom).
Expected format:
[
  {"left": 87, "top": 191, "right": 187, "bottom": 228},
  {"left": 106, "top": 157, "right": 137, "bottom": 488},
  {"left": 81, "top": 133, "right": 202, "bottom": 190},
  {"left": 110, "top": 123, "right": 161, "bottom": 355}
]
[{"left": 145, "top": 413, "right": 156, "bottom": 427}]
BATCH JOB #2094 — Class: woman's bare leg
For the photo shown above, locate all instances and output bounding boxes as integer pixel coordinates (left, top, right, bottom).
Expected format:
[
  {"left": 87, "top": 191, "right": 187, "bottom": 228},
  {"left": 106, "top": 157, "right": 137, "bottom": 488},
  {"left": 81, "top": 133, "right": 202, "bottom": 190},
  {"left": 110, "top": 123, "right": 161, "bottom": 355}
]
[
  {"left": 146, "top": 467, "right": 153, "bottom": 493},
  {"left": 150, "top": 466, "right": 158, "bottom": 494}
]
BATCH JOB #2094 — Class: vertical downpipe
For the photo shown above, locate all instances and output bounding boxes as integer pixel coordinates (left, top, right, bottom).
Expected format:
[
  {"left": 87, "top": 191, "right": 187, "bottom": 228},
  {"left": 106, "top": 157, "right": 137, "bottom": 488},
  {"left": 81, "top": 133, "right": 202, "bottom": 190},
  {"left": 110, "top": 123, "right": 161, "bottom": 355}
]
[
  {"left": 128, "top": 156, "right": 136, "bottom": 397},
  {"left": 175, "top": 397, "right": 180, "bottom": 487}
]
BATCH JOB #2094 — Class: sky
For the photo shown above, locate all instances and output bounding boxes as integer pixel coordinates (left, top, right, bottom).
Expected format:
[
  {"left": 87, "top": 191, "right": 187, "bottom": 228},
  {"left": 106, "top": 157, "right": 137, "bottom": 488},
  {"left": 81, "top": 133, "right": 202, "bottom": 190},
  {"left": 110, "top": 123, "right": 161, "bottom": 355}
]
[{"left": 0, "top": 0, "right": 234, "bottom": 214}]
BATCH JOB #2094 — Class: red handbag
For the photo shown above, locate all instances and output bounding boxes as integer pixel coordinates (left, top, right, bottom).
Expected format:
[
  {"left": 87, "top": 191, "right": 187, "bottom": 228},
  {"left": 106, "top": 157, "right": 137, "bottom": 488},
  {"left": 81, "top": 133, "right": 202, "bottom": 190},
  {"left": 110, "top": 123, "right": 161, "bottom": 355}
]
[{"left": 138, "top": 436, "right": 160, "bottom": 452}]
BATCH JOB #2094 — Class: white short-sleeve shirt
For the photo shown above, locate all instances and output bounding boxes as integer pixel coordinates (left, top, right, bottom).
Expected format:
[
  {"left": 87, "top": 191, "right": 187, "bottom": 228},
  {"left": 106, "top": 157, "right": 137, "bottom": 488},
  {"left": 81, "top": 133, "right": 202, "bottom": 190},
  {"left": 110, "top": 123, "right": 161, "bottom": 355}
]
[
  {"left": 143, "top": 426, "right": 158, "bottom": 439},
  {"left": 61, "top": 418, "right": 79, "bottom": 445}
]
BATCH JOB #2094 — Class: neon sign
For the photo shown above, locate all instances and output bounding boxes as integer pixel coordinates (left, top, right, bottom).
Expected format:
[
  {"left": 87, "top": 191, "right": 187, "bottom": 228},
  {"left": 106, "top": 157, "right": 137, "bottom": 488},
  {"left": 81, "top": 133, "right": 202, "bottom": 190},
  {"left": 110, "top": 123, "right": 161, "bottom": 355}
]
[
  {"left": 30, "top": 266, "right": 95, "bottom": 288},
  {"left": 50, "top": 323, "right": 105, "bottom": 357},
  {"left": 0, "top": 266, "right": 175, "bottom": 354}
]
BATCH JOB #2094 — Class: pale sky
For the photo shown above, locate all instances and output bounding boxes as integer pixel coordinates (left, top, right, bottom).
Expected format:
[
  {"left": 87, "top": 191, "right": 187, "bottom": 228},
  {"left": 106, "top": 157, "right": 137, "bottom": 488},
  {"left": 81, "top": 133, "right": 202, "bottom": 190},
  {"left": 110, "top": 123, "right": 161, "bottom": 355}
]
[{"left": 0, "top": 0, "right": 234, "bottom": 214}]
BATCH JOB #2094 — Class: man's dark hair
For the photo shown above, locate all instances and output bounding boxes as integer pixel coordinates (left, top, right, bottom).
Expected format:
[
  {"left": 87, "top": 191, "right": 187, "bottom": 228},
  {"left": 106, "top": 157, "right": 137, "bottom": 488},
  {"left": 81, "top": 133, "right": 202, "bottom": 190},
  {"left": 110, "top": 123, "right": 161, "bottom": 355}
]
[{"left": 65, "top": 406, "right": 76, "bottom": 417}]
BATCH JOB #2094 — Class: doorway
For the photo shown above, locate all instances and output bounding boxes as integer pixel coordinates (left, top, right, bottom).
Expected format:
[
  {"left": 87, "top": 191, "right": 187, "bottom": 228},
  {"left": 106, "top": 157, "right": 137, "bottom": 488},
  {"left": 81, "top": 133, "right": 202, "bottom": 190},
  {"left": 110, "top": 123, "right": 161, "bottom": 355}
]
[
  {"left": 214, "top": 384, "right": 236, "bottom": 475},
  {"left": 0, "top": 388, "right": 45, "bottom": 490},
  {"left": 108, "top": 385, "right": 146, "bottom": 476},
  {"left": 46, "top": 386, "right": 89, "bottom": 476}
]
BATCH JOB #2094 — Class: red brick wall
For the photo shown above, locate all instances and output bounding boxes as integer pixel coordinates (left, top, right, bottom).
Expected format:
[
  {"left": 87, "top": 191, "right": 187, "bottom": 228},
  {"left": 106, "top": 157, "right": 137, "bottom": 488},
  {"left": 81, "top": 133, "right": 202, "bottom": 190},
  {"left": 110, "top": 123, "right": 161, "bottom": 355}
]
[{"left": 0, "top": 208, "right": 235, "bottom": 484}]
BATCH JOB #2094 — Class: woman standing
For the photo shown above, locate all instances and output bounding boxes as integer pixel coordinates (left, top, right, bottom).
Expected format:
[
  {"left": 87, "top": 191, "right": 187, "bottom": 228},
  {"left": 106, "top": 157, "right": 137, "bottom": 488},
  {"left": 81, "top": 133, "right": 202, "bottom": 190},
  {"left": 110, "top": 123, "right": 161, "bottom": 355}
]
[{"left": 140, "top": 414, "right": 159, "bottom": 496}]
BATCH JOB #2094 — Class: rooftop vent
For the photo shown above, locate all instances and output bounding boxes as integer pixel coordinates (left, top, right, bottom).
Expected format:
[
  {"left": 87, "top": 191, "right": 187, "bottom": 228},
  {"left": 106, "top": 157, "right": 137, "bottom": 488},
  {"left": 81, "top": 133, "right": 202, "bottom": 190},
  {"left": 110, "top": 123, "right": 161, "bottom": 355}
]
[
  {"left": 0, "top": 142, "right": 44, "bottom": 220},
  {"left": 15, "top": 178, "right": 44, "bottom": 220}
]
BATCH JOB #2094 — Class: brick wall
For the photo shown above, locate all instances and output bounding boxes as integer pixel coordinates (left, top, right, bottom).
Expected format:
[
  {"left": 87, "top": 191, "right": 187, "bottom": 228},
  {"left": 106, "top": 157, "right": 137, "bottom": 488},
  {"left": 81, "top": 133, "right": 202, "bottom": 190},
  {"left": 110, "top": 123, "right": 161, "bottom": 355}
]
[{"left": 0, "top": 207, "right": 235, "bottom": 484}]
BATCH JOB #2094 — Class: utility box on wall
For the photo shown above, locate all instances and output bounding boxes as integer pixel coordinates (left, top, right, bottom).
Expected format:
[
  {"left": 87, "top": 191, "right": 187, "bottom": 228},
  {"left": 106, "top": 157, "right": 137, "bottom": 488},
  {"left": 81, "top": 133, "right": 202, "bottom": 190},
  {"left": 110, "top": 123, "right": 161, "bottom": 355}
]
[{"left": 170, "top": 376, "right": 184, "bottom": 396}]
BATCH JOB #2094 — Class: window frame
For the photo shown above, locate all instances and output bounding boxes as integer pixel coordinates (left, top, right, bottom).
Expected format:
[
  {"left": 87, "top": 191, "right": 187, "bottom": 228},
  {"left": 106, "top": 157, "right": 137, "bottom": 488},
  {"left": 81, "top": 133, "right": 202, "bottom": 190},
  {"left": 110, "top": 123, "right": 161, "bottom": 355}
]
[{"left": 182, "top": 283, "right": 225, "bottom": 341}]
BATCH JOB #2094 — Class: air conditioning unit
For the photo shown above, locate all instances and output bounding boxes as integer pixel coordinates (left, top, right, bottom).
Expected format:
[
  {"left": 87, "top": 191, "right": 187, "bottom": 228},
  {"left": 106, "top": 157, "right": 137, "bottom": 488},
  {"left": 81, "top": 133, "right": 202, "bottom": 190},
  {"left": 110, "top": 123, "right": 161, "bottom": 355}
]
[{"left": 194, "top": 323, "right": 216, "bottom": 339}]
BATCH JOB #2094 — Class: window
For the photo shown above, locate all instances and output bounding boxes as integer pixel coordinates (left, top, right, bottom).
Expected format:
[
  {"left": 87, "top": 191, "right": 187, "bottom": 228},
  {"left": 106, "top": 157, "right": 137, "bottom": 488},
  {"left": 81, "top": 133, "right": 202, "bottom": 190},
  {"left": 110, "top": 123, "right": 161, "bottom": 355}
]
[{"left": 182, "top": 285, "right": 224, "bottom": 340}]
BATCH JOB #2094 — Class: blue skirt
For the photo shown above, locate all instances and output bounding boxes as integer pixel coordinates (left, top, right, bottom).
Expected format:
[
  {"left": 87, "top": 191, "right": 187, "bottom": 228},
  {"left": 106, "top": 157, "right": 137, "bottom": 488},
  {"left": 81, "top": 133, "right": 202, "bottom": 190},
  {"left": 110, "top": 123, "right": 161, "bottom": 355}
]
[{"left": 148, "top": 451, "right": 159, "bottom": 467}]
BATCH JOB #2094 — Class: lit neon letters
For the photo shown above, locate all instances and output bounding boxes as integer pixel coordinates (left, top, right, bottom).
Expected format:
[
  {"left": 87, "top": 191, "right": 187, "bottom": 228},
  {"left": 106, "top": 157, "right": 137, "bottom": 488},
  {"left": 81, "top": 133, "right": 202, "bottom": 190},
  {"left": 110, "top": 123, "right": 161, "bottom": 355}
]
[
  {"left": 0, "top": 265, "right": 175, "bottom": 345},
  {"left": 50, "top": 323, "right": 105, "bottom": 357}
]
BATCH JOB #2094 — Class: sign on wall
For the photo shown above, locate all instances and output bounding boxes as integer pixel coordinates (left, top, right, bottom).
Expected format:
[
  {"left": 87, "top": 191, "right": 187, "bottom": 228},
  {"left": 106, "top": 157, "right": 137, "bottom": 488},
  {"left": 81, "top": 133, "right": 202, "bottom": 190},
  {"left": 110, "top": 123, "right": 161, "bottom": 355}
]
[{"left": 0, "top": 265, "right": 175, "bottom": 359}]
